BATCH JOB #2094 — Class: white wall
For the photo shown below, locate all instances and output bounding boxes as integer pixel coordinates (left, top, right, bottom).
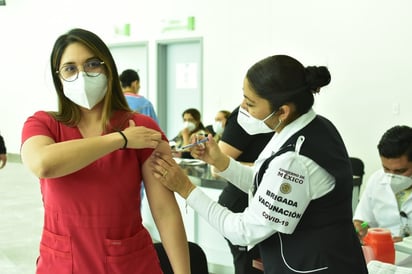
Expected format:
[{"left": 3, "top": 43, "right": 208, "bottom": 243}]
[{"left": 0, "top": 0, "right": 411, "bottom": 183}]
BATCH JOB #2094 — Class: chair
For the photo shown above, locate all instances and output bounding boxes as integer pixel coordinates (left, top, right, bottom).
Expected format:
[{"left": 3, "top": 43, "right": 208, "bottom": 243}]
[
  {"left": 350, "top": 157, "right": 365, "bottom": 211},
  {"left": 154, "top": 241, "right": 209, "bottom": 274},
  {"left": 350, "top": 157, "right": 365, "bottom": 188}
]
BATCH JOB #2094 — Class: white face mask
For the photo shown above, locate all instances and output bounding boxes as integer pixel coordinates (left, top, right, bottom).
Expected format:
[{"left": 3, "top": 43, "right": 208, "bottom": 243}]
[
  {"left": 213, "top": 121, "right": 224, "bottom": 135},
  {"left": 183, "top": 121, "right": 196, "bottom": 132},
  {"left": 237, "top": 106, "right": 275, "bottom": 135},
  {"left": 386, "top": 173, "right": 412, "bottom": 194},
  {"left": 63, "top": 73, "right": 108, "bottom": 110}
]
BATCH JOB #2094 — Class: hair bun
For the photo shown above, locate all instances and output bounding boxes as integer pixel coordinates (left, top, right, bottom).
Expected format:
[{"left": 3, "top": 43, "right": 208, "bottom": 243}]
[{"left": 305, "top": 66, "right": 331, "bottom": 93}]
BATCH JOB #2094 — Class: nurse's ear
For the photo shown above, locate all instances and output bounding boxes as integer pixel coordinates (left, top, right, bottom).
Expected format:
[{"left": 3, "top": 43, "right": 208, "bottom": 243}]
[{"left": 277, "top": 104, "right": 297, "bottom": 125}]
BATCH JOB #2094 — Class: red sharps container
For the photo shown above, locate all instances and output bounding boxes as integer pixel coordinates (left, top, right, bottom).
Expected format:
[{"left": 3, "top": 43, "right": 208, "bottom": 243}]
[{"left": 363, "top": 228, "right": 395, "bottom": 264}]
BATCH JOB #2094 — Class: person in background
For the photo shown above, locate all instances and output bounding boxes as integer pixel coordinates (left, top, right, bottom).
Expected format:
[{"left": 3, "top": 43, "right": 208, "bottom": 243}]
[
  {"left": 172, "top": 108, "right": 208, "bottom": 159},
  {"left": 20, "top": 28, "right": 190, "bottom": 274},
  {"left": 354, "top": 125, "right": 412, "bottom": 243},
  {"left": 152, "top": 54, "right": 368, "bottom": 273},
  {"left": 0, "top": 132, "right": 7, "bottom": 169},
  {"left": 217, "top": 106, "right": 274, "bottom": 274},
  {"left": 119, "top": 69, "right": 159, "bottom": 124},
  {"left": 206, "top": 109, "right": 231, "bottom": 143}
]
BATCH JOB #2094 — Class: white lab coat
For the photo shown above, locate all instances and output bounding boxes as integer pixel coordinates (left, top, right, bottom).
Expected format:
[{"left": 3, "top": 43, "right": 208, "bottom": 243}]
[{"left": 354, "top": 169, "right": 412, "bottom": 237}]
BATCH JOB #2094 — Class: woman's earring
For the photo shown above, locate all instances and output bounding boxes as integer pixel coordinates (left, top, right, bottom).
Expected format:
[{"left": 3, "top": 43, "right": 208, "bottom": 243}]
[{"left": 274, "top": 118, "right": 282, "bottom": 131}]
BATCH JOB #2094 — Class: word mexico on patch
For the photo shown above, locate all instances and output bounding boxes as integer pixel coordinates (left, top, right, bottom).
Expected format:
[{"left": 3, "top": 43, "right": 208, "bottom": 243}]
[
  {"left": 252, "top": 163, "right": 308, "bottom": 230},
  {"left": 278, "top": 167, "right": 304, "bottom": 184}
]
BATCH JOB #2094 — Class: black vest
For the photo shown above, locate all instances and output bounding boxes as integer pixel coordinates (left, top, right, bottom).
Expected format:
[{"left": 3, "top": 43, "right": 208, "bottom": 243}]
[{"left": 256, "top": 115, "right": 367, "bottom": 274}]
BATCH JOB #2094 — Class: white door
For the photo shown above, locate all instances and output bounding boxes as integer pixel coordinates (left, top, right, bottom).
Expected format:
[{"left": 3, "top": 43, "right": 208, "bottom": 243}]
[
  {"left": 109, "top": 42, "right": 149, "bottom": 97},
  {"left": 157, "top": 39, "right": 203, "bottom": 139}
]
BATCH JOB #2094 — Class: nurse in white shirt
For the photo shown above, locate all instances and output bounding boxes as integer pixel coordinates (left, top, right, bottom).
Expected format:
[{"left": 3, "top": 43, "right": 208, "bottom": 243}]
[{"left": 152, "top": 54, "right": 368, "bottom": 274}]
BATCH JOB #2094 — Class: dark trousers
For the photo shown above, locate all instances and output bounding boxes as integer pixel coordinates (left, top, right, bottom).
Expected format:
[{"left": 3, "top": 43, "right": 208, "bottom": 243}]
[
  {"left": 226, "top": 241, "right": 262, "bottom": 274},
  {"left": 218, "top": 185, "right": 262, "bottom": 274}
]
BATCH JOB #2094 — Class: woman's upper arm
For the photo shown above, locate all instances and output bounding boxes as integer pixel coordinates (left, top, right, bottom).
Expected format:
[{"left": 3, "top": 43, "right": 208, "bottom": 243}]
[
  {"left": 218, "top": 141, "right": 242, "bottom": 159},
  {"left": 142, "top": 141, "right": 176, "bottom": 211},
  {"left": 249, "top": 152, "right": 312, "bottom": 234}
]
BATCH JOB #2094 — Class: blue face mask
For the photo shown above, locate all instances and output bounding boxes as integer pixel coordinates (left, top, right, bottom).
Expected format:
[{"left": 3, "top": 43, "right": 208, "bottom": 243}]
[{"left": 237, "top": 106, "right": 275, "bottom": 135}]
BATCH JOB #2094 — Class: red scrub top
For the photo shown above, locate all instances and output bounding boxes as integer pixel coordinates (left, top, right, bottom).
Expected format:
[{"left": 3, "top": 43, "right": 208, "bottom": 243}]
[{"left": 22, "top": 111, "right": 164, "bottom": 274}]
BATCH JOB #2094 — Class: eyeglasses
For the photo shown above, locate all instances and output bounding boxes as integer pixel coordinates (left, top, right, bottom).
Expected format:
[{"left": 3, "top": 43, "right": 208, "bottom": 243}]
[{"left": 56, "top": 59, "right": 105, "bottom": 82}]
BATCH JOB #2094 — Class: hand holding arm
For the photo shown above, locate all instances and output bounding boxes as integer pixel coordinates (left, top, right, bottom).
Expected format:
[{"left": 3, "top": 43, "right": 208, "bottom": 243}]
[
  {"left": 151, "top": 150, "right": 196, "bottom": 199},
  {"left": 121, "top": 120, "right": 162, "bottom": 149}
]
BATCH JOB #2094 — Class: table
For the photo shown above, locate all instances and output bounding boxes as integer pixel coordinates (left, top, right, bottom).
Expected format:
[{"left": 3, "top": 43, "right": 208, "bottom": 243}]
[{"left": 176, "top": 158, "right": 228, "bottom": 189}]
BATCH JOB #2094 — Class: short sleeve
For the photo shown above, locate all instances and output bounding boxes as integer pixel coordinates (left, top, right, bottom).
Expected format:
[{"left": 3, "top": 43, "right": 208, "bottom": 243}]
[
  {"left": 21, "top": 111, "right": 58, "bottom": 145},
  {"left": 220, "top": 108, "right": 254, "bottom": 152}
]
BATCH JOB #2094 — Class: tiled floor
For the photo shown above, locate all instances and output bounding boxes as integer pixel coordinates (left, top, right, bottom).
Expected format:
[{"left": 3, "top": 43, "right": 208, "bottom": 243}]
[{"left": 0, "top": 158, "right": 43, "bottom": 274}]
